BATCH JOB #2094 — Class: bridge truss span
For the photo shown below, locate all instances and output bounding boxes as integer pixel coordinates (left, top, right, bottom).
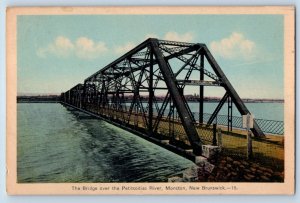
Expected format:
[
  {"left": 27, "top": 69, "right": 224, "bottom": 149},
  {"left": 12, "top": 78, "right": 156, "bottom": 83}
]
[{"left": 61, "top": 38, "right": 265, "bottom": 157}]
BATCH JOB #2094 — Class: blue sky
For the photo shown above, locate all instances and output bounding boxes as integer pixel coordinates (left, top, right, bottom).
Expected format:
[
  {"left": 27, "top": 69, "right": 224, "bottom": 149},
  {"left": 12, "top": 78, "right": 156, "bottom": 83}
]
[{"left": 17, "top": 14, "right": 283, "bottom": 99}]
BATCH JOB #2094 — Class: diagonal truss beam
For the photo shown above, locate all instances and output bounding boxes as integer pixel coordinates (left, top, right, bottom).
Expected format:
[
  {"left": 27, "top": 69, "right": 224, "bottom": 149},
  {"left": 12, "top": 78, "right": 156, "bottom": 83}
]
[
  {"left": 202, "top": 46, "right": 265, "bottom": 137},
  {"left": 151, "top": 39, "right": 202, "bottom": 155},
  {"left": 206, "top": 92, "right": 229, "bottom": 126}
]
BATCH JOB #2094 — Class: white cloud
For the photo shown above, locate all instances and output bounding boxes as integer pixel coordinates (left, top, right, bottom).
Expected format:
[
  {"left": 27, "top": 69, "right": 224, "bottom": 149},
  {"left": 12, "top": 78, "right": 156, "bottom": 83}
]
[
  {"left": 163, "top": 31, "right": 194, "bottom": 42},
  {"left": 114, "top": 42, "right": 135, "bottom": 55},
  {"left": 37, "top": 36, "right": 74, "bottom": 58},
  {"left": 36, "top": 36, "right": 108, "bottom": 59},
  {"left": 210, "top": 32, "right": 256, "bottom": 60},
  {"left": 75, "top": 37, "right": 108, "bottom": 59}
]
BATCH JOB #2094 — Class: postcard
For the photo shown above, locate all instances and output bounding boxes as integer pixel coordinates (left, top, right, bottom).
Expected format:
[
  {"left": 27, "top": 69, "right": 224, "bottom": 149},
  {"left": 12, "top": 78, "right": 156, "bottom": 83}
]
[{"left": 6, "top": 6, "right": 295, "bottom": 195}]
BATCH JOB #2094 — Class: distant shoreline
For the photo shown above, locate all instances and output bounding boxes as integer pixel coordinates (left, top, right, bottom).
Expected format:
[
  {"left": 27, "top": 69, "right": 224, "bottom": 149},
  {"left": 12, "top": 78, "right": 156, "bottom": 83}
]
[{"left": 16, "top": 95, "right": 284, "bottom": 104}]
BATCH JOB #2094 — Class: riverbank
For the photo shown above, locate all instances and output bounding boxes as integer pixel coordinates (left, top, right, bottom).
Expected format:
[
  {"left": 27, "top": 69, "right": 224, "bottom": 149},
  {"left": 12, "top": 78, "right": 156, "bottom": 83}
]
[{"left": 169, "top": 154, "right": 284, "bottom": 182}]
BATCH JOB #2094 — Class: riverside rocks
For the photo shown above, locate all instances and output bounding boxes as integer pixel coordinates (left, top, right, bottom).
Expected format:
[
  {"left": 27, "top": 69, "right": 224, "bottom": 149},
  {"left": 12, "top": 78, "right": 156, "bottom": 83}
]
[
  {"left": 169, "top": 155, "right": 284, "bottom": 182},
  {"left": 182, "top": 165, "right": 200, "bottom": 182},
  {"left": 168, "top": 176, "right": 183, "bottom": 182}
]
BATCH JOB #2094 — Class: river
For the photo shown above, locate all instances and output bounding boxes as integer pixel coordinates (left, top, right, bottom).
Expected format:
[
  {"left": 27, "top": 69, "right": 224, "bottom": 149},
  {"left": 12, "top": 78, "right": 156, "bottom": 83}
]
[
  {"left": 17, "top": 102, "right": 283, "bottom": 183},
  {"left": 17, "top": 103, "right": 194, "bottom": 183}
]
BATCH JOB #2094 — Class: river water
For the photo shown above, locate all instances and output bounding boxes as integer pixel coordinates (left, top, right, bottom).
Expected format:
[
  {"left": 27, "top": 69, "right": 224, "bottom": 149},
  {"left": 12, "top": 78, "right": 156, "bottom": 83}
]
[
  {"left": 17, "top": 102, "right": 283, "bottom": 183},
  {"left": 188, "top": 102, "right": 284, "bottom": 121},
  {"left": 17, "top": 103, "right": 194, "bottom": 183},
  {"left": 126, "top": 102, "right": 284, "bottom": 121}
]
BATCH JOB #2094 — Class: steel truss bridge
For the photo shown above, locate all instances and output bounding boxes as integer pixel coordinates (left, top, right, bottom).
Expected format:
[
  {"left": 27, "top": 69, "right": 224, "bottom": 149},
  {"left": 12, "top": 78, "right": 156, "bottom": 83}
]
[{"left": 61, "top": 38, "right": 265, "bottom": 158}]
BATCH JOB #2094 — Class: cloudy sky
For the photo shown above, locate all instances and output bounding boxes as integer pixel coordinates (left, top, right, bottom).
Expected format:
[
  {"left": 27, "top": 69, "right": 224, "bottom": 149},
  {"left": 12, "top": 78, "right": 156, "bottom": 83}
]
[{"left": 17, "top": 15, "right": 283, "bottom": 99}]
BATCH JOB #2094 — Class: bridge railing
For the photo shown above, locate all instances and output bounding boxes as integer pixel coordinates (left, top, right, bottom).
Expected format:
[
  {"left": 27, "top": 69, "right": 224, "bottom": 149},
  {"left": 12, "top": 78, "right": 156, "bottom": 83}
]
[
  {"left": 192, "top": 112, "right": 284, "bottom": 135},
  {"left": 76, "top": 101, "right": 284, "bottom": 135},
  {"left": 93, "top": 104, "right": 284, "bottom": 135},
  {"left": 151, "top": 109, "right": 284, "bottom": 135}
]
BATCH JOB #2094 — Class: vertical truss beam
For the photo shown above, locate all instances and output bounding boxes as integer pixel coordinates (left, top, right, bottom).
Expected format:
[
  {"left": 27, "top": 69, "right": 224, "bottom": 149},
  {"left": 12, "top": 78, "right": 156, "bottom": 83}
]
[
  {"left": 199, "top": 53, "right": 204, "bottom": 124},
  {"left": 148, "top": 47, "right": 154, "bottom": 135},
  {"left": 228, "top": 96, "right": 233, "bottom": 132}
]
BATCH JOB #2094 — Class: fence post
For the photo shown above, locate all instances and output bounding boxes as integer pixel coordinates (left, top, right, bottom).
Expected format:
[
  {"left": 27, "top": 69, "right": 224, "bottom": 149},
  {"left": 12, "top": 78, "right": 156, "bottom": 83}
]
[
  {"left": 217, "top": 127, "right": 222, "bottom": 147},
  {"left": 246, "top": 114, "right": 253, "bottom": 159},
  {"left": 213, "top": 124, "right": 217, "bottom": 146},
  {"left": 247, "top": 131, "right": 253, "bottom": 159}
]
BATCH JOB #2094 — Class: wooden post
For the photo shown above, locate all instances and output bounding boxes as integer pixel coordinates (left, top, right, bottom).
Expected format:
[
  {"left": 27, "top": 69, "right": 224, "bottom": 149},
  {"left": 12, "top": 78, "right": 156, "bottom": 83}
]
[{"left": 217, "top": 128, "right": 222, "bottom": 147}]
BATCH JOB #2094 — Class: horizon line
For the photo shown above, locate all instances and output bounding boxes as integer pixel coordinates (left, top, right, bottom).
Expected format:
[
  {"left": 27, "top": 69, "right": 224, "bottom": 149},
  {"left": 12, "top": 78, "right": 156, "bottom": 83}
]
[{"left": 17, "top": 93, "right": 284, "bottom": 101}]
